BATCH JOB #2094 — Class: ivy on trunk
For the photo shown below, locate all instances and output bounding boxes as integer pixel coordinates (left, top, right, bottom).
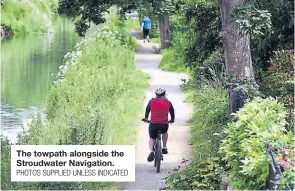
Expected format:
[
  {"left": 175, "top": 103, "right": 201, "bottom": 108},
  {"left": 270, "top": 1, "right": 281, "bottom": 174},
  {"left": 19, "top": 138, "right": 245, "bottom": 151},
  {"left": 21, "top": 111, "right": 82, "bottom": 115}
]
[{"left": 219, "top": 0, "right": 255, "bottom": 114}]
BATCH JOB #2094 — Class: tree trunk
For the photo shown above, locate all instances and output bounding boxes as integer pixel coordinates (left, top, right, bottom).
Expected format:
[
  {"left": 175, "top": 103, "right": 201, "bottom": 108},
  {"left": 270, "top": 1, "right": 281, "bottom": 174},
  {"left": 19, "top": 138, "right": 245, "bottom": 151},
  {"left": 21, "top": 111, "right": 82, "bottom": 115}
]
[
  {"left": 158, "top": 15, "right": 171, "bottom": 48},
  {"left": 219, "top": 0, "right": 254, "bottom": 114}
]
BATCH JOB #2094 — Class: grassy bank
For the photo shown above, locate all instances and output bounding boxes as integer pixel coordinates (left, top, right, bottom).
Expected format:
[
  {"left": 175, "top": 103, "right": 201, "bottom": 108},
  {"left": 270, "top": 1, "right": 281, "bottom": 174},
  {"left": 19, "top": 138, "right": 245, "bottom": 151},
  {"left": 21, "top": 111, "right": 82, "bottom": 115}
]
[
  {"left": 1, "top": 12, "right": 148, "bottom": 190},
  {"left": 159, "top": 49, "right": 189, "bottom": 73},
  {"left": 124, "top": 17, "right": 141, "bottom": 31},
  {"left": 186, "top": 86, "right": 228, "bottom": 162},
  {"left": 164, "top": 82, "right": 229, "bottom": 190},
  {"left": 1, "top": 0, "right": 58, "bottom": 37}
]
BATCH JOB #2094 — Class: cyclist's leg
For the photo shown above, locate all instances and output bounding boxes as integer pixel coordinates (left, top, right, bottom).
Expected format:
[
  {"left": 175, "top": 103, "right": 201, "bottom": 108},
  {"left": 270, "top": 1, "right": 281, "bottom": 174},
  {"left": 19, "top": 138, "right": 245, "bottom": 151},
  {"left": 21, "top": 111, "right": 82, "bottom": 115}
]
[
  {"left": 142, "top": 29, "right": 145, "bottom": 39},
  {"left": 146, "top": 29, "right": 150, "bottom": 42},
  {"left": 143, "top": 29, "right": 147, "bottom": 42},
  {"left": 149, "top": 139, "right": 154, "bottom": 152},
  {"left": 147, "top": 124, "right": 157, "bottom": 162},
  {"left": 148, "top": 123, "right": 157, "bottom": 151},
  {"left": 162, "top": 132, "right": 168, "bottom": 148},
  {"left": 160, "top": 124, "right": 169, "bottom": 154}
]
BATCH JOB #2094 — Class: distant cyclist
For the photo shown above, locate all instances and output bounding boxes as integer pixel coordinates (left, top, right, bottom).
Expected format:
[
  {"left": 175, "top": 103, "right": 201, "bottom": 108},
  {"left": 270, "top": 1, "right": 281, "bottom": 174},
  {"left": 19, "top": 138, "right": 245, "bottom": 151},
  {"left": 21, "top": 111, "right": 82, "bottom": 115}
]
[
  {"left": 141, "top": 15, "right": 151, "bottom": 43},
  {"left": 142, "top": 87, "right": 175, "bottom": 162}
]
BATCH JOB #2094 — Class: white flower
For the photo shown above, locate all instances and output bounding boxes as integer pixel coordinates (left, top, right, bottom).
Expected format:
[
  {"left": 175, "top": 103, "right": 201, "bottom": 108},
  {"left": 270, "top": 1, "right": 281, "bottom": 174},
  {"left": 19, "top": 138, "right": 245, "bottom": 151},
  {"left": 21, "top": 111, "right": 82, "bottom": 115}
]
[
  {"left": 76, "top": 51, "right": 82, "bottom": 57},
  {"left": 63, "top": 66, "right": 68, "bottom": 73}
]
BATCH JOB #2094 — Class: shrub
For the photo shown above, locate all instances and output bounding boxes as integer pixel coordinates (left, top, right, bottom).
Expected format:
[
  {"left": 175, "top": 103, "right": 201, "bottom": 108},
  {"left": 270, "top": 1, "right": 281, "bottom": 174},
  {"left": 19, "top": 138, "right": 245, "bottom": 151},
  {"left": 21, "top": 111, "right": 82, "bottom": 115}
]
[
  {"left": 276, "top": 147, "right": 295, "bottom": 189},
  {"left": 165, "top": 157, "right": 227, "bottom": 190},
  {"left": 1, "top": 0, "right": 58, "bottom": 36},
  {"left": 1, "top": 137, "right": 12, "bottom": 190},
  {"left": 176, "top": 0, "right": 221, "bottom": 67},
  {"left": 260, "top": 49, "right": 294, "bottom": 131},
  {"left": 219, "top": 97, "right": 294, "bottom": 189},
  {"left": 194, "top": 49, "right": 226, "bottom": 88}
]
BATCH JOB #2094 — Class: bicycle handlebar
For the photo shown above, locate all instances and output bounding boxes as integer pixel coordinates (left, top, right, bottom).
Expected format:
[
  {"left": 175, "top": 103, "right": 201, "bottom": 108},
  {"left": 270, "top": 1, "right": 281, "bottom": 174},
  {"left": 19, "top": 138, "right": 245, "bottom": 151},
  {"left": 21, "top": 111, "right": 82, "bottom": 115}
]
[
  {"left": 141, "top": 118, "right": 174, "bottom": 123},
  {"left": 141, "top": 119, "right": 150, "bottom": 123}
]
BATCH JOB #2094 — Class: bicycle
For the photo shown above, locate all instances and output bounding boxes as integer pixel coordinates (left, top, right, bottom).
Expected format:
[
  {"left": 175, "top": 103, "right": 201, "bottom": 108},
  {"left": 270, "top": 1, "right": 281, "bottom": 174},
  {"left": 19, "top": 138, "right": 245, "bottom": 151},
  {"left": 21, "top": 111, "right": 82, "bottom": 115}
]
[
  {"left": 154, "top": 130, "right": 163, "bottom": 173},
  {"left": 142, "top": 119, "right": 172, "bottom": 173}
]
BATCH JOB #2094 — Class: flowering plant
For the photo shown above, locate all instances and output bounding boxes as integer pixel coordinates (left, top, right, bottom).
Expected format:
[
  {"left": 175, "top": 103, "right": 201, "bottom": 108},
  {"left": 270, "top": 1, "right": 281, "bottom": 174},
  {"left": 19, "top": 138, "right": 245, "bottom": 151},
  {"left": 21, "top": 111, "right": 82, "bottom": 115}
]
[{"left": 277, "top": 148, "right": 294, "bottom": 171}]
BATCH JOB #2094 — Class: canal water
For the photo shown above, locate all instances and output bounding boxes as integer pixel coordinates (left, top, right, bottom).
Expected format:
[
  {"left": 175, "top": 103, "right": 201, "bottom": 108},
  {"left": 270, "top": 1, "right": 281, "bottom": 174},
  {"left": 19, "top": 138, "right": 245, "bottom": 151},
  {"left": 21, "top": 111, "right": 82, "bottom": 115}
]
[{"left": 1, "top": 18, "right": 79, "bottom": 143}]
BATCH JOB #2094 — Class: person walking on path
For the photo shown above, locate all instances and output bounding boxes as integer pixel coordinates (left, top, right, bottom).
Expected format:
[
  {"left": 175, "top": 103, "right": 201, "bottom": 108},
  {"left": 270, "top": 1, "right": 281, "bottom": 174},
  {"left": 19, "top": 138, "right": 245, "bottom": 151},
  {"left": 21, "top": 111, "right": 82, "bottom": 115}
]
[{"left": 141, "top": 16, "right": 151, "bottom": 43}]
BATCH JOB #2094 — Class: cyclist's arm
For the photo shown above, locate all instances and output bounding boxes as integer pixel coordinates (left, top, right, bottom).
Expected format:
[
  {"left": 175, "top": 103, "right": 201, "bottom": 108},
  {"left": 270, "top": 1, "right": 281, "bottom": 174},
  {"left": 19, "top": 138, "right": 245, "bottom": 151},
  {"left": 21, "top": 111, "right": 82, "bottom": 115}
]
[
  {"left": 169, "top": 101, "right": 175, "bottom": 121},
  {"left": 144, "top": 100, "right": 152, "bottom": 119}
]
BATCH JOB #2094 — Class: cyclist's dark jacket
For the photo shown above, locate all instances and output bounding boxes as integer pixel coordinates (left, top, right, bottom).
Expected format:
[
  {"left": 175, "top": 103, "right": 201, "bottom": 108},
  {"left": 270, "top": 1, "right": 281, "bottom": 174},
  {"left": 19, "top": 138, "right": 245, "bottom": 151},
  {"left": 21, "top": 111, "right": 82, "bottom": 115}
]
[{"left": 145, "top": 97, "right": 175, "bottom": 124}]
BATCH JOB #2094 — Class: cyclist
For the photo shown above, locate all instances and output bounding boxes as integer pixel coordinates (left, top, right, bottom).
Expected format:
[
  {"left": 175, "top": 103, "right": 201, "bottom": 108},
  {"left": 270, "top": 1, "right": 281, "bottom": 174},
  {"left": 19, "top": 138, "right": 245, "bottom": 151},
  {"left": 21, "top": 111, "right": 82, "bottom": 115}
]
[
  {"left": 142, "top": 87, "right": 175, "bottom": 162},
  {"left": 141, "top": 15, "right": 151, "bottom": 43}
]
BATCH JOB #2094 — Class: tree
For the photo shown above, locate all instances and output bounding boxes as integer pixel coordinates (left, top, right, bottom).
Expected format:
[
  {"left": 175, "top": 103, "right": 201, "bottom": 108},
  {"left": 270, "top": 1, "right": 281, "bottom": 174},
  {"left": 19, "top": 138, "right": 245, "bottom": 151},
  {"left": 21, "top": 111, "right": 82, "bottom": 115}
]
[
  {"left": 58, "top": 0, "right": 113, "bottom": 36},
  {"left": 158, "top": 15, "right": 171, "bottom": 48},
  {"left": 151, "top": 0, "right": 176, "bottom": 48},
  {"left": 218, "top": 0, "right": 255, "bottom": 114},
  {"left": 135, "top": 0, "right": 176, "bottom": 48},
  {"left": 57, "top": 0, "right": 139, "bottom": 36},
  {"left": 57, "top": 0, "right": 177, "bottom": 49}
]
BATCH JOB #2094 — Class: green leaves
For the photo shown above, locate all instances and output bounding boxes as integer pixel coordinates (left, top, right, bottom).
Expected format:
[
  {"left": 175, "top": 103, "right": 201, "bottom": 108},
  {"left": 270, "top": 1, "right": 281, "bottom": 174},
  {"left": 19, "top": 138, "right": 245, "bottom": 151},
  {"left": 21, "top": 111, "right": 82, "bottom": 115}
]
[
  {"left": 219, "top": 97, "right": 294, "bottom": 189},
  {"left": 260, "top": 50, "right": 294, "bottom": 131},
  {"left": 58, "top": 0, "right": 113, "bottom": 36},
  {"left": 165, "top": 157, "right": 226, "bottom": 190},
  {"left": 231, "top": 3, "right": 271, "bottom": 37}
]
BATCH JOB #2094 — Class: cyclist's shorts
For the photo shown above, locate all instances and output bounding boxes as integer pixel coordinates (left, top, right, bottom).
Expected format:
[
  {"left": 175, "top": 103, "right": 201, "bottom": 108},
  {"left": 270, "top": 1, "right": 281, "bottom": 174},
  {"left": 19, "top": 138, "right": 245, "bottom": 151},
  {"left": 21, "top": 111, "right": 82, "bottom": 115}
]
[
  {"left": 143, "top": 29, "right": 149, "bottom": 37},
  {"left": 149, "top": 123, "right": 168, "bottom": 139}
]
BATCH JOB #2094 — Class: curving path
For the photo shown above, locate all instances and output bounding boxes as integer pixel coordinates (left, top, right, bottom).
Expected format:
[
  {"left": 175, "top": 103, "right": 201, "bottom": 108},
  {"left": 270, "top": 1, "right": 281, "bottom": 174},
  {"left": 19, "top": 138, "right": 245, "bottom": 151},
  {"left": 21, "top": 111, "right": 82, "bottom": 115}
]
[{"left": 122, "top": 31, "right": 193, "bottom": 190}]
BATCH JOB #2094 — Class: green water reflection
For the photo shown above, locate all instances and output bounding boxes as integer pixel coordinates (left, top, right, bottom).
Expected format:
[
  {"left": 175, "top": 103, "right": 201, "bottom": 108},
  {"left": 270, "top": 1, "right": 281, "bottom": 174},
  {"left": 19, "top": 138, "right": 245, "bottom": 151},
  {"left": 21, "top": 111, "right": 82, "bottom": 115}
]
[
  {"left": 1, "top": 18, "right": 79, "bottom": 142},
  {"left": 1, "top": 18, "right": 79, "bottom": 108}
]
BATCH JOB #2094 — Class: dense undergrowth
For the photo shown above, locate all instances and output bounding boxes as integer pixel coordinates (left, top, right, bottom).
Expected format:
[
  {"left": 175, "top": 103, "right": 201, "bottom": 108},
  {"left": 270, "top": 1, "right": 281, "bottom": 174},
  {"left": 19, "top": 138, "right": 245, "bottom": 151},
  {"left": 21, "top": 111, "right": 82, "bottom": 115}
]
[
  {"left": 163, "top": 83, "right": 229, "bottom": 190},
  {"left": 154, "top": 0, "right": 294, "bottom": 190},
  {"left": 220, "top": 97, "right": 294, "bottom": 189},
  {"left": 0, "top": 11, "right": 147, "bottom": 190},
  {"left": 124, "top": 17, "right": 141, "bottom": 31},
  {"left": 1, "top": 0, "right": 58, "bottom": 37},
  {"left": 159, "top": 49, "right": 188, "bottom": 73}
]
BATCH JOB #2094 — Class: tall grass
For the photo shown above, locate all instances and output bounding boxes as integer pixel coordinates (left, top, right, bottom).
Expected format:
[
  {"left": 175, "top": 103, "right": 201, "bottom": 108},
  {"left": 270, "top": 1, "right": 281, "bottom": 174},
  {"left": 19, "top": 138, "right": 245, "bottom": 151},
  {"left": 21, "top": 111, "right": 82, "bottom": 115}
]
[
  {"left": 1, "top": 0, "right": 58, "bottom": 36},
  {"left": 1, "top": 12, "right": 148, "bottom": 190},
  {"left": 187, "top": 85, "right": 228, "bottom": 162},
  {"left": 159, "top": 49, "right": 190, "bottom": 73},
  {"left": 124, "top": 17, "right": 141, "bottom": 31}
]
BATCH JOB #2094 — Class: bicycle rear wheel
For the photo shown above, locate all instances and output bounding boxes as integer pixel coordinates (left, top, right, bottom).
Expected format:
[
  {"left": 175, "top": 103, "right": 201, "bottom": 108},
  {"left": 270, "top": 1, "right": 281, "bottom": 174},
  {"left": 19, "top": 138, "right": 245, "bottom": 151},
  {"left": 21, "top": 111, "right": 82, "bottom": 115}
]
[
  {"left": 154, "top": 140, "right": 157, "bottom": 167},
  {"left": 156, "top": 137, "right": 161, "bottom": 173}
]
